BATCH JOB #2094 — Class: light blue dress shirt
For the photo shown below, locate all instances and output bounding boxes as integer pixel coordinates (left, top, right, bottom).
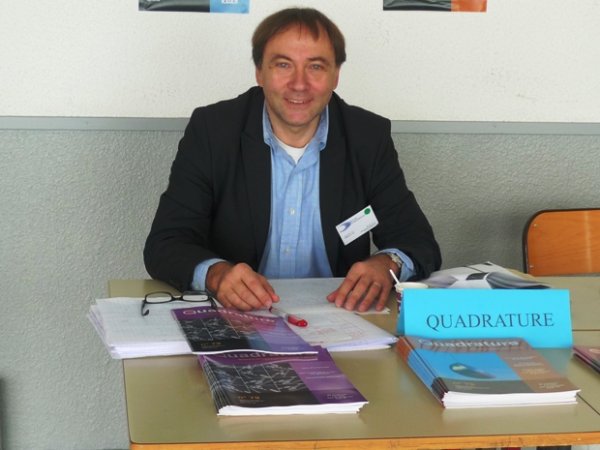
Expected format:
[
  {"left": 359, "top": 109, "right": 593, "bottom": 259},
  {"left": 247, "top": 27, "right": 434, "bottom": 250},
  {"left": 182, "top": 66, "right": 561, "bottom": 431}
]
[
  {"left": 191, "top": 104, "right": 415, "bottom": 291},
  {"left": 258, "top": 105, "right": 332, "bottom": 279}
]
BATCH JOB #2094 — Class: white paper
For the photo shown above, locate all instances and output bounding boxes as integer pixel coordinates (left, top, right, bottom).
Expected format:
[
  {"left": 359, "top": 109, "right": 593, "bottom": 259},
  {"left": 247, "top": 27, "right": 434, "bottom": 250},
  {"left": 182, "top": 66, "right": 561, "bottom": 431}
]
[
  {"left": 268, "top": 278, "right": 397, "bottom": 351},
  {"left": 269, "top": 277, "right": 390, "bottom": 314},
  {"left": 88, "top": 298, "right": 190, "bottom": 358}
]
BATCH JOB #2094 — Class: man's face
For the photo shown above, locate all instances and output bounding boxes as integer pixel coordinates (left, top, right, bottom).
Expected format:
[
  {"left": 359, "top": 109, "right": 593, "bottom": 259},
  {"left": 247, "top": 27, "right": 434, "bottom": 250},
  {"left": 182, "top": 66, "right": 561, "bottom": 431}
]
[{"left": 255, "top": 24, "right": 340, "bottom": 145}]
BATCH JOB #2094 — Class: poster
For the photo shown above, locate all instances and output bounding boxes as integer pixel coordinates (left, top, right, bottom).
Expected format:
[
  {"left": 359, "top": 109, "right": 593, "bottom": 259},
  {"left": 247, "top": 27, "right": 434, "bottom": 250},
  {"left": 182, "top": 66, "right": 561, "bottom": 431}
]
[
  {"left": 383, "top": 0, "right": 487, "bottom": 12},
  {"left": 139, "top": 0, "right": 249, "bottom": 14}
]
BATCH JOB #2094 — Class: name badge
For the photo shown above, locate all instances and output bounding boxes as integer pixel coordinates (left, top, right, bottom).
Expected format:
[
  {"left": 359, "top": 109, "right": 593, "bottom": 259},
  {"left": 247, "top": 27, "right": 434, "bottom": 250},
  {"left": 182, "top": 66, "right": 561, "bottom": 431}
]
[
  {"left": 336, "top": 206, "right": 378, "bottom": 245},
  {"left": 397, "top": 289, "right": 572, "bottom": 348}
]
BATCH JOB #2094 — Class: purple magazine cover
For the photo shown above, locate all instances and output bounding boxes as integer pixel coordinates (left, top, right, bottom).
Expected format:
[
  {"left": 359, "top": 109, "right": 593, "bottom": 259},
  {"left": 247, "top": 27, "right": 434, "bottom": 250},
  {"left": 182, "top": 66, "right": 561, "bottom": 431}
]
[
  {"left": 573, "top": 345, "right": 600, "bottom": 373},
  {"left": 172, "top": 306, "right": 316, "bottom": 354},
  {"left": 199, "top": 347, "right": 367, "bottom": 412}
]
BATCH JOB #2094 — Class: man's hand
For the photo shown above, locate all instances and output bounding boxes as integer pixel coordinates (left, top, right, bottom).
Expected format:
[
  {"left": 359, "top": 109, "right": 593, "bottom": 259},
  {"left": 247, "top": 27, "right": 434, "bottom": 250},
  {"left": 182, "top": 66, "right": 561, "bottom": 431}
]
[
  {"left": 206, "top": 262, "right": 279, "bottom": 311},
  {"left": 326, "top": 254, "right": 395, "bottom": 312}
]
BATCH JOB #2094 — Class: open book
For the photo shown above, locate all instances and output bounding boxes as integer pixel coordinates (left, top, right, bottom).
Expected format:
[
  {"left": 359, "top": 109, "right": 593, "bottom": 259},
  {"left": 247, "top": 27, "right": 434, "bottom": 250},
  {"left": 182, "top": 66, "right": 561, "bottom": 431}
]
[
  {"left": 397, "top": 335, "right": 579, "bottom": 408},
  {"left": 199, "top": 347, "right": 367, "bottom": 415},
  {"left": 422, "top": 262, "right": 549, "bottom": 289}
]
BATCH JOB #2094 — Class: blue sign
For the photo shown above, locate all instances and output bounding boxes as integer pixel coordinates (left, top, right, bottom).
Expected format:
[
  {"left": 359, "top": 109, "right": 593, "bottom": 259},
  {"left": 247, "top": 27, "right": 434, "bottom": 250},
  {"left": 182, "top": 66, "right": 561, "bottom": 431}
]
[
  {"left": 397, "top": 289, "right": 572, "bottom": 348},
  {"left": 210, "top": 0, "right": 249, "bottom": 13}
]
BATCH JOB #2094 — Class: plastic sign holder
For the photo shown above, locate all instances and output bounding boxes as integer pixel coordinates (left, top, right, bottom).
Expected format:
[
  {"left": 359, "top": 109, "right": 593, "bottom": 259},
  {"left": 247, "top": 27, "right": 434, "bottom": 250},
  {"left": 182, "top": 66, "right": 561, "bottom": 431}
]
[{"left": 397, "top": 289, "right": 572, "bottom": 348}]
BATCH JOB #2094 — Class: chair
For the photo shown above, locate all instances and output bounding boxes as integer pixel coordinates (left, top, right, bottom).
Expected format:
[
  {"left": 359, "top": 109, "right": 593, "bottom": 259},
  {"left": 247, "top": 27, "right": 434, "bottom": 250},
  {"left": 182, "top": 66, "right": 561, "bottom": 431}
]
[{"left": 523, "top": 208, "right": 600, "bottom": 276}]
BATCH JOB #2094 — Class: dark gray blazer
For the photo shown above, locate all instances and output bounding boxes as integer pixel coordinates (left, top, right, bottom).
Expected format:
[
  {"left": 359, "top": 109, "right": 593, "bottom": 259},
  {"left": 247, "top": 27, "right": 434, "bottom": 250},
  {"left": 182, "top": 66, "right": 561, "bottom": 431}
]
[{"left": 144, "top": 87, "right": 441, "bottom": 291}]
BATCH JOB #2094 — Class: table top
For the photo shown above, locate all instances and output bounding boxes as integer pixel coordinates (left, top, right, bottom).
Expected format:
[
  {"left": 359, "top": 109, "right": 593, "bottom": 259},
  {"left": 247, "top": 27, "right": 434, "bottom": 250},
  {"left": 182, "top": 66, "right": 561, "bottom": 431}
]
[{"left": 110, "top": 278, "right": 600, "bottom": 450}]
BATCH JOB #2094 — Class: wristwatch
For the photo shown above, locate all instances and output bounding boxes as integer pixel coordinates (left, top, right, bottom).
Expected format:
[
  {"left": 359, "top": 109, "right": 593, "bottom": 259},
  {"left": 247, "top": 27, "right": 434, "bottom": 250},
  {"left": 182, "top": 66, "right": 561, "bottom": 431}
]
[{"left": 383, "top": 251, "right": 403, "bottom": 274}]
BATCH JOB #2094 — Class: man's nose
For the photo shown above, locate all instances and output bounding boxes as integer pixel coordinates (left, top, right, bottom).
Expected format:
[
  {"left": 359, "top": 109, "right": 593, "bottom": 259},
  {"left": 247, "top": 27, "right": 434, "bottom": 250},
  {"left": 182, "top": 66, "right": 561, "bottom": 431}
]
[{"left": 289, "top": 68, "right": 308, "bottom": 89}]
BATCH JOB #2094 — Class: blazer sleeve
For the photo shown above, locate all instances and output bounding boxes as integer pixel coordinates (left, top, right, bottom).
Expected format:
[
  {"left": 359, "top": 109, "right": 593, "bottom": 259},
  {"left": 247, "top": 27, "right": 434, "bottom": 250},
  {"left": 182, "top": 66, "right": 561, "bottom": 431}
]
[
  {"left": 143, "top": 108, "right": 222, "bottom": 292},
  {"left": 375, "top": 133, "right": 441, "bottom": 278},
  {"left": 345, "top": 108, "right": 441, "bottom": 279}
]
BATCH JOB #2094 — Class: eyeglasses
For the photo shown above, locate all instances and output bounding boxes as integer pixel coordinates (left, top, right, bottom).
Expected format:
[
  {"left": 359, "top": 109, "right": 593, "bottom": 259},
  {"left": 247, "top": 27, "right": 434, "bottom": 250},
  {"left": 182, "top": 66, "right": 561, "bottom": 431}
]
[{"left": 141, "top": 290, "right": 217, "bottom": 316}]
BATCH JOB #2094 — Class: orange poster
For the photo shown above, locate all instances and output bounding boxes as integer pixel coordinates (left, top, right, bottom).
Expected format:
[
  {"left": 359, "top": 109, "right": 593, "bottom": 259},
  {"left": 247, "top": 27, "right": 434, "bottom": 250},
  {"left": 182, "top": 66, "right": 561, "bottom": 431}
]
[{"left": 452, "top": 0, "right": 486, "bottom": 12}]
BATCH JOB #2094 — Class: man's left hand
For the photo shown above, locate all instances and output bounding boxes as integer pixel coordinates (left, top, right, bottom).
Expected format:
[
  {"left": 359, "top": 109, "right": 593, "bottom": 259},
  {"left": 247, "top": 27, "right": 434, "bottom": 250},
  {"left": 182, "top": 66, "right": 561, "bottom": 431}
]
[{"left": 326, "top": 254, "right": 395, "bottom": 312}]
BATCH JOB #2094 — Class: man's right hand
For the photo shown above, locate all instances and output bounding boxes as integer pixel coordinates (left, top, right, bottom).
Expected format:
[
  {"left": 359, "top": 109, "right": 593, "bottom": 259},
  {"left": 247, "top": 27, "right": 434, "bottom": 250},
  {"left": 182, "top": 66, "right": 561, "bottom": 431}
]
[{"left": 206, "top": 262, "right": 279, "bottom": 311}]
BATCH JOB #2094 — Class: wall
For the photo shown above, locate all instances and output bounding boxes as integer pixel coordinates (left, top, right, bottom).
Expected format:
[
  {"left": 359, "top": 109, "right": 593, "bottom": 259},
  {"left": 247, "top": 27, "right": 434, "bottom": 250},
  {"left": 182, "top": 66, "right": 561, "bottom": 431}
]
[
  {"left": 0, "top": 127, "right": 599, "bottom": 449},
  {"left": 0, "top": 130, "right": 176, "bottom": 450},
  {"left": 3, "top": 0, "right": 600, "bottom": 121}
]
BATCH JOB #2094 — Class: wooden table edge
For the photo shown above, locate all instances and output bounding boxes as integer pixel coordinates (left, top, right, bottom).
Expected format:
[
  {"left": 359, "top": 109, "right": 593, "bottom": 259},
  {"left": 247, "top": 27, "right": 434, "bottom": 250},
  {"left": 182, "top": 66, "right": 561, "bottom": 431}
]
[{"left": 130, "top": 430, "right": 600, "bottom": 450}]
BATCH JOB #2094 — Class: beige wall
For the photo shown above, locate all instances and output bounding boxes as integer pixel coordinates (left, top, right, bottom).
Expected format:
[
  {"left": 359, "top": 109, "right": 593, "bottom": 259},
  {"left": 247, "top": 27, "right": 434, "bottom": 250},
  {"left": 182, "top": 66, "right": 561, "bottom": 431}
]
[{"left": 0, "top": 129, "right": 599, "bottom": 449}]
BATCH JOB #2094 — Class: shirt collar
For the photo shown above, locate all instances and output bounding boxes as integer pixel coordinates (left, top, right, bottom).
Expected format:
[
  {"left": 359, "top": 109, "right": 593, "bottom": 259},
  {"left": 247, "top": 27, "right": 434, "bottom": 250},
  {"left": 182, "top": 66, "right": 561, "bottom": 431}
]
[{"left": 262, "top": 104, "right": 329, "bottom": 152}]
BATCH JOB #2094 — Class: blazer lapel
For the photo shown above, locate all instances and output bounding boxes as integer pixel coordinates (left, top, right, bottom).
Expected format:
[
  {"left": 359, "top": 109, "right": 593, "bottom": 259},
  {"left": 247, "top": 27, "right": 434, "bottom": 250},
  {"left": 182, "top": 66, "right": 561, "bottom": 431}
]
[
  {"left": 241, "top": 97, "right": 272, "bottom": 263},
  {"left": 320, "top": 132, "right": 346, "bottom": 274}
]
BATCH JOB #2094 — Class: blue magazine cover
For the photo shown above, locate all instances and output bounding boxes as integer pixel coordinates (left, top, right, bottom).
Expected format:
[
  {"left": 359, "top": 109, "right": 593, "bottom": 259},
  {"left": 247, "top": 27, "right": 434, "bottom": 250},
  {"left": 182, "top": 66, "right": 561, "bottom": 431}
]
[{"left": 397, "top": 336, "right": 579, "bottom": 408}]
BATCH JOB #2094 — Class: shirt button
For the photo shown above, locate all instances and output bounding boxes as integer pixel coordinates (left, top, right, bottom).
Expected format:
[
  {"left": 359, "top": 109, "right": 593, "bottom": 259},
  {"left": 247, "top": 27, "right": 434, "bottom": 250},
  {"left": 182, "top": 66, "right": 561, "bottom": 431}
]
[{"left": 289, "top": 208, "right": 296, "bottom": 216}]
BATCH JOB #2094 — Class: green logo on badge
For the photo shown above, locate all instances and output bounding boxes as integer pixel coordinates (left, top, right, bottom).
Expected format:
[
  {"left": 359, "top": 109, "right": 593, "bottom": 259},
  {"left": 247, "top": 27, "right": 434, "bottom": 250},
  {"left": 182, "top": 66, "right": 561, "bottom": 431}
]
[{"left": 364, "top": 207, "right": 371, "bottom": 215}]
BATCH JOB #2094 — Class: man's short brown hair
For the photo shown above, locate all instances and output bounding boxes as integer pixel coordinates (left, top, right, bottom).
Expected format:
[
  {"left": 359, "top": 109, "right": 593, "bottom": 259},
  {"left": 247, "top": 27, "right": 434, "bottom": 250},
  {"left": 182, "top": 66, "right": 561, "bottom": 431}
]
[{"left": 252, "top": 8, "right": 346, "bottom": 68}]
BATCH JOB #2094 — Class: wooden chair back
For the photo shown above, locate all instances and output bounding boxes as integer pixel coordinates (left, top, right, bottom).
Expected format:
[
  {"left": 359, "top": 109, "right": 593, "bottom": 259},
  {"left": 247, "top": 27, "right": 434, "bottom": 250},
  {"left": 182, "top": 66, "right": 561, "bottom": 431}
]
[{"left": 523, "top": 208, "right": 600, "bottom": 276}]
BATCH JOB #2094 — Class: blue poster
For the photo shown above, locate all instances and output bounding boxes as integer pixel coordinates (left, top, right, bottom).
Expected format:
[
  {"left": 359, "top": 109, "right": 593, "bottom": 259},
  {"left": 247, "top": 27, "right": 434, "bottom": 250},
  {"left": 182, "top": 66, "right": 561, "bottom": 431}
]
[{"left": 210, "top": 0, "right": 249, "bottom": 14}]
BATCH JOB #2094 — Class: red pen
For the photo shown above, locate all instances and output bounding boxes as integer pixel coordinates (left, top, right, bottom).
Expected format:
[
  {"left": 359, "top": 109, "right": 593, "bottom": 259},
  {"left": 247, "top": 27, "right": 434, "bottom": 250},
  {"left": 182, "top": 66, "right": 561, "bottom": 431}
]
[{"left": 269, "top": 306, "right": 308, "bottom": 327}]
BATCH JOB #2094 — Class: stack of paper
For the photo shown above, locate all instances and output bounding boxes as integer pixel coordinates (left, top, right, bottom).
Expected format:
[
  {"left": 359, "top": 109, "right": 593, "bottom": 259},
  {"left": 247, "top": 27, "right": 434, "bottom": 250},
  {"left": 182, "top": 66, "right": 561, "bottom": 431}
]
[
  {"left": 88, "top": 278, "right": 397, "bottom": 359},
  {"left": 200, "top": 347, "right": 368, "bottom": 415},
  {"left": 88, "top": 298, "right": 191, "bottom": 358},
  {"left": 397, "top": 335, "right": 580, "bottom": 408}
]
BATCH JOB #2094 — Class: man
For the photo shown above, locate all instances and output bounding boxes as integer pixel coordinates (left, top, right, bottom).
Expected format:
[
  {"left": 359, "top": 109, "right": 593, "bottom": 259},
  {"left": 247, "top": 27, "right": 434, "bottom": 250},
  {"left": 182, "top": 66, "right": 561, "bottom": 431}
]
[{"left": 144, "top": 7, "right": 441, "bottom": 313}]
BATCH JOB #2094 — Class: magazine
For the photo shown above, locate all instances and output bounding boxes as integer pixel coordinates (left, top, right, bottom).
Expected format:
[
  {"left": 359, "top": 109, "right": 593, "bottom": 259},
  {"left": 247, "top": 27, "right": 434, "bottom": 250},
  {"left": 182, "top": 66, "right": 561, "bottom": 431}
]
[
  {"left": 199, "top": 347, "right": 367, "bottom": 415},
  {"left": 422, "top": 262, "right": 549, "bottom": 289},
  {"left": 397, "top": 335, "right": 579, "bottom": 408},
  {"left": 172, "top": 306, "right": 317, "bottom": 355},
  {"left": 573, "top": 345, "right": 600, "bottom": 373}
]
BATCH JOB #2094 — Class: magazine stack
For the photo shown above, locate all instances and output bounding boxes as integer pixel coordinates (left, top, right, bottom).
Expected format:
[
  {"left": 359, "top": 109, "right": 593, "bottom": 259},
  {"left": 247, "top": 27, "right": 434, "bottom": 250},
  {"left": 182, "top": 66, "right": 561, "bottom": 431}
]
[
  {"left": 573, "top": 345, "right": 600, "bottom": 373},
  {"left": 397, "top": 335, "right": 580, "bottom": 408},
  {"left": 173, "top": 306, "right": 368, "bottom": 415}
]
